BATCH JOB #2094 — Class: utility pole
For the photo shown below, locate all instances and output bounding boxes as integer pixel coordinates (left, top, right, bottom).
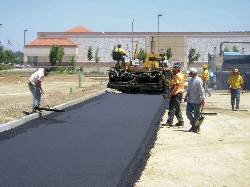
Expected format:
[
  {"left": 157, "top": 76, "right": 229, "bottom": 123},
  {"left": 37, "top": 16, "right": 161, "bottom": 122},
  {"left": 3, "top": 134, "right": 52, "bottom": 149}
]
[
  {"left": 24, "top": 29, "right": 28, "bottom": 46},
  {"left": 157, "top": 14, "right": 162, "bottom": 52},
  {"left": 131, "top": 19, "right": 135, "bottom": 62}
]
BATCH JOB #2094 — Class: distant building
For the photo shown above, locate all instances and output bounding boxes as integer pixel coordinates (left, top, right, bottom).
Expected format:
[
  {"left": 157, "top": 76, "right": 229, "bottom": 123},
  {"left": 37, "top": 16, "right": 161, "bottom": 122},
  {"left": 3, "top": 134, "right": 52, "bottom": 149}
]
[{"left": 24, "top": 26, "right": 250, "bottom": 68}]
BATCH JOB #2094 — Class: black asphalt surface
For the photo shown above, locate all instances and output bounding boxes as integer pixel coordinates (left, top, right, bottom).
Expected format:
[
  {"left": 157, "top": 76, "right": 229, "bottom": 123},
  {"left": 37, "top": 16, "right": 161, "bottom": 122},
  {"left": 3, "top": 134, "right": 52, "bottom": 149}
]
[{"left": 0, "top": 93, "right": 165, "bottom": 187}]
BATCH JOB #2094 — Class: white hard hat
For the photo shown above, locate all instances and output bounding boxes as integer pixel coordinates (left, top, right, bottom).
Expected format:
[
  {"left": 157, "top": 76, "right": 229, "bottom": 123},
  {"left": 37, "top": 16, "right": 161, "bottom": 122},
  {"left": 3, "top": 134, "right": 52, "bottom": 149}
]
[{"left": 189, "top": 67, "right": 197, "bottom": 74}]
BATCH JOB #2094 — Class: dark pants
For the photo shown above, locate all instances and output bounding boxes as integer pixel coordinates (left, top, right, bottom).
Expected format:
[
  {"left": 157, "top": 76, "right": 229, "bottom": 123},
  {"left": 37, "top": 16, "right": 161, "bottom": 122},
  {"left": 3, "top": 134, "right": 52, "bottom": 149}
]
[
  {"left": 230, "top": 89, "right": 240, "bottom": 109},
  {"left": 186, "top": 102, "right": 201, "bottom": 129},
  {"left": 167, "top": 93, "right": 183, "bottom": 123}
]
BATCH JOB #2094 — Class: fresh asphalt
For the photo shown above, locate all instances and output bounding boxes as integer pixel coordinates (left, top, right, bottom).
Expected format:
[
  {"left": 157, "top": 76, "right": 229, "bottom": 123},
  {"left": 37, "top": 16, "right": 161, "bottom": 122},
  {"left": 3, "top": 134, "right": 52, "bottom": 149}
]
[{"left": 0, "top": 93, "right": 166, "bottom": 187}]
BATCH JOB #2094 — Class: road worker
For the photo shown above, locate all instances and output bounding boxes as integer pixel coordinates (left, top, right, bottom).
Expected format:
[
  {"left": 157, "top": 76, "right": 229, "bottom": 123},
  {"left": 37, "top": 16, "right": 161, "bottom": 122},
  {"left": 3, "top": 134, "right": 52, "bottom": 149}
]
[
  {"left": 201, "top": 64, "right": 211, "bottom": 97},
  {"left": 28, "top": 68, "right": 50, "bottom": 112},
  {"left": 228, "top": 68, "right": 244, "bottom": 111},
  {"left": 113, "top": 44, "right": 128, "bottom": 68},
  {"left": 163, "top": 62, "right": 185, "bottom": 127}
]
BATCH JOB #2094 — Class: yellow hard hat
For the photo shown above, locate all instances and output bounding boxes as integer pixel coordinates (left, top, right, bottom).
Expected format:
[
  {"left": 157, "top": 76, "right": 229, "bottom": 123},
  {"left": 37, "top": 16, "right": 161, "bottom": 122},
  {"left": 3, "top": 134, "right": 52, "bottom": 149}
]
[{"left": 203, "top": 64, "right": 207, "bottom": 68}]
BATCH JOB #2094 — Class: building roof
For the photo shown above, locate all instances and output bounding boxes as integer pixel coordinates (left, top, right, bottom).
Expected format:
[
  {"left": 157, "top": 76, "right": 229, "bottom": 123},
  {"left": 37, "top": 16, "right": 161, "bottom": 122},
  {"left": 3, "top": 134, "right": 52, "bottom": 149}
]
[
  {"left": 65, "top": 26, "right": 92, "bottom": 33},
  {"left": 25, "top": 38, "right": 77, "bottom": 47}
]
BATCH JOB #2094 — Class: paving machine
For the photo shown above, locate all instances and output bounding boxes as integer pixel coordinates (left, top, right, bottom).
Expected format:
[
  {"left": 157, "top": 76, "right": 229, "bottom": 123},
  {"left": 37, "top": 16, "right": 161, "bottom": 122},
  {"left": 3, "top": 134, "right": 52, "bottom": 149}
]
[{"left": 107, "top": 52, "right": 173, "bottom": 93}]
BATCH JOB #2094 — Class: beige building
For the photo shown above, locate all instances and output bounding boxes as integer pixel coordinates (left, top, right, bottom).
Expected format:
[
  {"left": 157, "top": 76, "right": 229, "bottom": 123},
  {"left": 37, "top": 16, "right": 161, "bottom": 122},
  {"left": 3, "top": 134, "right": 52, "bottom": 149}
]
[{"left": 24, "top": 26, "right": 250, "bottom": 68}]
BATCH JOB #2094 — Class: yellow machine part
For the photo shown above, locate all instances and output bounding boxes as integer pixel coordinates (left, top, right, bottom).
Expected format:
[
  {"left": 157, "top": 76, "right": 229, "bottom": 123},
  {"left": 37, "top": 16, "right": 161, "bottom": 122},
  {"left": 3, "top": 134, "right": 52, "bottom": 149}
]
[{"left": 143, "top": 53, "right": 163, "bottom": 69}]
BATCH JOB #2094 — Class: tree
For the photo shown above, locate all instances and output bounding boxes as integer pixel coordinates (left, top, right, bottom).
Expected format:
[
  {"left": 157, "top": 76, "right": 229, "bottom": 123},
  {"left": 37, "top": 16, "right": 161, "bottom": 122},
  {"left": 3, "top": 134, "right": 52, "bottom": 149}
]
[
  {"left": 165, "top": 47, "right": 172, "bottom": 60},
  {"left": 49, "top": 45, "right": 64, "bottom": 66},
  {"left": 188, "top": 48, "right": 200, "bottom": 65},
  {"left": 94, "top": 48, "right": 100, "bottom": 63},
  {"left": 232, "top": 45, "right": 239, "bottom": 52},
  {"left": 3, "top": 50, "right": 15, "bottom": 64},
  {"left": 68, "top": 56, "right": 76, "bottom": 73},
  {"left": 138, "top": 48, "right": 147, "bottom": 62},
  {"left": 87, "top": 46, "right": 93, "bottom": 62},
  {"left": 57, "top": 47, "right": 64, "bottom": 64},
  {"left": 223, "top": 46, "right": 230, "bottom": 52}
]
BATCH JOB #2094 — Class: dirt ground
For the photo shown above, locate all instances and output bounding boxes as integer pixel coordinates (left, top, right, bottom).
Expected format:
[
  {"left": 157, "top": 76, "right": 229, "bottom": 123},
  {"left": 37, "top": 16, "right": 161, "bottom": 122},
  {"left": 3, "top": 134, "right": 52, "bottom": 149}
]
[
  {"left": 0, "top": 72, "right": 107, "bottom": 124},
  {"left": 135, "top": 91, "right": 250, "bottom": 187}
]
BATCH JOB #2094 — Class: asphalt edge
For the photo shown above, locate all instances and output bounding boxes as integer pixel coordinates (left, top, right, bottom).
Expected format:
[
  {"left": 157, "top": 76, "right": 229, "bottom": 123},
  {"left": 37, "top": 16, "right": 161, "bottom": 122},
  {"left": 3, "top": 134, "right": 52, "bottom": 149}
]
[
  {"left": 0, "top": 90, "right": 106, "bottom": 134},
  {"left": 117, "top": 99, "right": 167, "bottom": 187}
]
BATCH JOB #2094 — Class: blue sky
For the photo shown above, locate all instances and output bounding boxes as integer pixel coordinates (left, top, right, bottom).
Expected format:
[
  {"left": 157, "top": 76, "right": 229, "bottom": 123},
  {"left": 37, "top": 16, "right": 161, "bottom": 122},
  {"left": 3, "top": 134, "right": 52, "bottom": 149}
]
[{"left": 1, "top": 0, "right": 250, "bottom": 51}]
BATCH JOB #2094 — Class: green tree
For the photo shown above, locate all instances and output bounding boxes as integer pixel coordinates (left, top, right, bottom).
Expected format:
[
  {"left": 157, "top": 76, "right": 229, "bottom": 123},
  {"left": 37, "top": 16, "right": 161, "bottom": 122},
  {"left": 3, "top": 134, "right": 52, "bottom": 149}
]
[
  {"left": 49, "top": 45, "right": 64, "bottom": 66},
  {"left": 138, "top": 48, "right": 147, "bottom": 62},
  {"left": 232, "top": 45, "right": 239, "bottom": 52},
  {"left": 0, "top": 45, "right": 4, "bottom": 63},
  {"left": 165, "top": 47, "right": 172, "bottom": 60},
  {"left": 87, "top": 46, "right": 93, "bottom": 62},
  {"left": 57, "top": 47, "right": 64, "bottom": 64},
  {"left": 3, "top": 50, "right": 15, "bottom": 64},
  {"left": 94, "top": 48, "right": 100, "bottom": 63},
  {"left": 188, "top": 48, "right": 200, "bottom": 65},
  {"left": 223, "top": 46, "right": 230, "bottom": 52}
]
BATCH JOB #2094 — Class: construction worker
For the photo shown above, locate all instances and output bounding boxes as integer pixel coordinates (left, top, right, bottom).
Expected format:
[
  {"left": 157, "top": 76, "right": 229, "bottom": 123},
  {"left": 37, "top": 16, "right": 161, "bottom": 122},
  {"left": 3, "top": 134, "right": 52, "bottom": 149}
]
[
  {"left": 184, "top": 68, "right": 205, "bottom": 132},
  {"left": 202, "top": 64, "right": 211, "bottom": 97},
  {"left": 28, "top": 68, "right": 50, "bottom": 112},
  {"left": 163, "top": 62, "right": 185, "bottom": 127},
  {"left": 228, "top": 68, "right": 244, "bottom": 111},
  {"left": 113, "top": 44, "right": 127, "bottom": 68}
]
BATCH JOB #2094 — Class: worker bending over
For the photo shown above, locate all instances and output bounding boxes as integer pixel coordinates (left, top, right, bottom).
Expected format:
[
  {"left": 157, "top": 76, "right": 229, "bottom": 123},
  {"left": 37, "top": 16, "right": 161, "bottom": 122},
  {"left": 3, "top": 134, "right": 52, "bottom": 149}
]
[{"left": 28, "top": 68, "right": 50, "bottom": 112}]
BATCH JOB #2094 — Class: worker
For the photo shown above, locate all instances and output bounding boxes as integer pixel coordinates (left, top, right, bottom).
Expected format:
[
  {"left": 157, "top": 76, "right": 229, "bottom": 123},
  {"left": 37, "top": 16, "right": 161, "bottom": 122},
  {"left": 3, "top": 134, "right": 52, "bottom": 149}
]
[
  {"left": 184, "top": 68, "right": 205, "bottom": 132},
  {"left": 28, "top": 68, "right": 50, "bottom": 112},
  {"left": 163, "top": 62, "right": 185, "bottom": 127},
  {"left": 113, "top": 44, "right": 127, "bottom": 68},
  {"left": 202, "top": 64, "right": 211, "bottom": 97},
  {"left": 228, "top": 68, "right": 244, "bottom": 111}
]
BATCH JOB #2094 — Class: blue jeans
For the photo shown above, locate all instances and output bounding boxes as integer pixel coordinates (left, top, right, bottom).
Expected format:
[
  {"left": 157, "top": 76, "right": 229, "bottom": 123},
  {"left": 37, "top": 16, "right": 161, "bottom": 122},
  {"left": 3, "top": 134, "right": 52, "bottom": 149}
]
[
  {"left": 186, "top": 102, "right": 201, "bottom": 129},
  {"left": 230, "top": 89, "right": 240, "bottom": 109},
  {"left": 28, "top": 82, "right": 41, "bottom": 109}
]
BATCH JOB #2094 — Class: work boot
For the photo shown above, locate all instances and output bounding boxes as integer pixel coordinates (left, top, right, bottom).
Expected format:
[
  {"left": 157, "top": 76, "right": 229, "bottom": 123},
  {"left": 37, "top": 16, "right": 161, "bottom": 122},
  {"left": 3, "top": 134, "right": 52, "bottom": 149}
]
[
  {"left": 188, "top": 127, "right": 195, "bottom": 132},
  {"left": 175, "top": 121, "right": 184, "bottom": 127},
  {"left": 163, "top": 121, "right": 173, "bottom": 127},
  {"left": 232, "top": 106, "right": 235, "bottom": 111}
]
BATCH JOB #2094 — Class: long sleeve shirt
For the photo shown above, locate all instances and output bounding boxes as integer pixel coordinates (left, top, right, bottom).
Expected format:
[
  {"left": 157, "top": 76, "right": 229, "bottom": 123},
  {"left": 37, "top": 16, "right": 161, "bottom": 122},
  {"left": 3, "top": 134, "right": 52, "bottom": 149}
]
[{"left": 186, "top": 76, "right": 205, "bottom": 104}]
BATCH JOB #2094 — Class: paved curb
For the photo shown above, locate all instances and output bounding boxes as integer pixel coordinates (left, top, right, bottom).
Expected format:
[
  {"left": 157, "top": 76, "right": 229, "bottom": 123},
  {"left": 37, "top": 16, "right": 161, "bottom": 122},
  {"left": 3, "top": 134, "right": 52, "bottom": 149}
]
[{"left": 0, "top": 90, "right": 106, "bottom": 133}]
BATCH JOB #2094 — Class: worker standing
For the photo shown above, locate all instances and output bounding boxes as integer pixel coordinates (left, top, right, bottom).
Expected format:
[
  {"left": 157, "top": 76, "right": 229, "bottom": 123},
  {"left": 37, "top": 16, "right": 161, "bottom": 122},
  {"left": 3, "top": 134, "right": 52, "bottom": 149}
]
[
  {"left": 28, "top": 68, "right": 50, "bottom": 112},
  {"left": 184, "top": 68, "right": 205, "bottom": 132},
  {"left": 228, "top": 68, "right": 244, "bottom": 111},
  {"left": 114, "top": 44, "right": 127, "bottom": 68},
  {"left": 202, "top": 64, "right": 211, "bottom": 97},
  {"left": 163, "top": 62, "right": 185, "bottom": 127}
]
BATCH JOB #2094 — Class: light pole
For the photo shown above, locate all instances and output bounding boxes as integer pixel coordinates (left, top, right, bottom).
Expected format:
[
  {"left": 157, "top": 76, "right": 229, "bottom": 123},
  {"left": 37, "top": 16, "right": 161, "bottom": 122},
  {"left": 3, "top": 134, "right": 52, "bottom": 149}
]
[
  {"left": 131, "top": 19, "right": 135, "bottom": 62},
  {"left": 157, "top": 14, "right": 162, "bottom": 52},
  {"left": 0, "top": 24, "right": 2, "bottom": 44},
  {"left": 24, "top": 29, "right": 28, "bottom": 46}
]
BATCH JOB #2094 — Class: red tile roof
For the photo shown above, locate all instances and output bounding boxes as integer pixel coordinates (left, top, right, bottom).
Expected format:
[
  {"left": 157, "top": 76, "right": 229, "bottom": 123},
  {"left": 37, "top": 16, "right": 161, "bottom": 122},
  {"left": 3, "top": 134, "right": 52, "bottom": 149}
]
[
  {"left": 25, "top": 38, "right": 77, "bottom": 47},
  {"left": 65, "top": 26, "right": 92, "bottom": 33}
]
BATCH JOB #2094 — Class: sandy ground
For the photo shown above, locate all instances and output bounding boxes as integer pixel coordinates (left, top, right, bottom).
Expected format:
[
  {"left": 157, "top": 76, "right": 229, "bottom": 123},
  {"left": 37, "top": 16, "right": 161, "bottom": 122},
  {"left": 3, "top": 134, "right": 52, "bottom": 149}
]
[
  {"left": 136, "top": 91, "right": 250, "bottom": 187},
  {"left": 0, "top": 73, "right": 107, "bottom": 124}
]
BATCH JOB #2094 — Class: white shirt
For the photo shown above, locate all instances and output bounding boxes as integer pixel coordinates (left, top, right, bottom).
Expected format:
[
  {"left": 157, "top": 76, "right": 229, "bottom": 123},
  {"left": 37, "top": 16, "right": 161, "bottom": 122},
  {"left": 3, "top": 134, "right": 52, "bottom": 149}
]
[
  {"left": 29, "top": 69, "right": 45, "bottom": 85},
  {"left": 186, "top": 76, "right": 205, "bottom": 104}
]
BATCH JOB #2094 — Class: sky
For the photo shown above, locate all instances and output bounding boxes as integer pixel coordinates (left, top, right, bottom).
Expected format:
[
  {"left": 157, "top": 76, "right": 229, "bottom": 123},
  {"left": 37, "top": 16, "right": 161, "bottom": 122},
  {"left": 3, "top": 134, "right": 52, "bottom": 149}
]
[{"left": 1, "top": 0, "right": 250, "bottom": 51}]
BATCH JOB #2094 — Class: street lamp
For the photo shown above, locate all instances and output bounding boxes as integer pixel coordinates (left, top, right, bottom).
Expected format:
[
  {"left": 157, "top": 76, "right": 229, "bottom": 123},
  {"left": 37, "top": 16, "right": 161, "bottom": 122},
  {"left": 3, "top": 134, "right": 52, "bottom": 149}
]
[
  {"left": 157, "top": 14, "right": 162, "bottom": 52},
  {"left": 0, "top": 24, "right": 2, "bottom": 44},
  {"left": 24, "top": 29, "right": 28, "bottom": 46},
  {"left": 131, "top": 19, "right": 135, "bottom": 62}
]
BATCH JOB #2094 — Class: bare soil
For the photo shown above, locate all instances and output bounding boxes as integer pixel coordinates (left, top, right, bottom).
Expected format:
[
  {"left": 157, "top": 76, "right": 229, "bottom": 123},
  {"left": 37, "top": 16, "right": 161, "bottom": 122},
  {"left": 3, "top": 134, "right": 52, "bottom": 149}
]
[
  {"left": 0, "top": 73, "right": 107, "bottom": 124},
  {"left": 135, "top": 91, "right": 250, "bottom": 187}
]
